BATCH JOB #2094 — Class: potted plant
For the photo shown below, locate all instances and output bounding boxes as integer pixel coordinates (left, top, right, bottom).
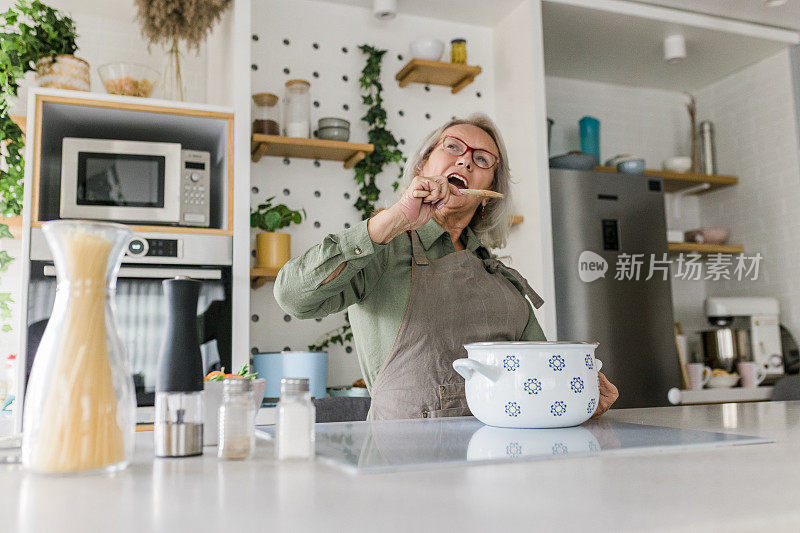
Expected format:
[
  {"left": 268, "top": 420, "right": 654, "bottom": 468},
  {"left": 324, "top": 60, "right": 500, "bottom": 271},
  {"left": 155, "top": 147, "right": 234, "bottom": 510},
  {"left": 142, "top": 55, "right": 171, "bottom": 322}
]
[
  {"left": 1, "top": 1, "right": 89, "bottom": 92},
  {"left": 250, "top": 197, "right": 305, "bottom": 271}
]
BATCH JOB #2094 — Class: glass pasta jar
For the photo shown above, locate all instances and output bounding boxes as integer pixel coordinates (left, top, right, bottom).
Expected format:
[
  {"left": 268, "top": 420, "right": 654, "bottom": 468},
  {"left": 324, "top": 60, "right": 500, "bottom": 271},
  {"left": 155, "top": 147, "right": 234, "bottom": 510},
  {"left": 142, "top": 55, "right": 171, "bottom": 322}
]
[
  {"left": 22, "top": 220, "right": 135, "bottom": 474},
  {"left": 451, "top": 38, "right": 467, "bottom": 64},
  {"left": 252, "top": 92, "right": 280, "bottom": 135},
  {"left": 284, "top": 79, "right": 311, "bottom": 138}
]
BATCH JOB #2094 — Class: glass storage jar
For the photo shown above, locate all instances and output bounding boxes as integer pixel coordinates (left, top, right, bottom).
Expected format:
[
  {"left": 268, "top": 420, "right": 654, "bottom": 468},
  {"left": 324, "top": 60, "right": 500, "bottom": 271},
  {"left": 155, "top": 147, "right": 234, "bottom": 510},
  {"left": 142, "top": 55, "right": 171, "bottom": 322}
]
[
  {"left": 451, "top": 38, "right": 467, "bottom": 64},
  {"left": 284, "top": 79, "right": 311, "bottom": 138},
  {"left": 252, "top": 92, "right": 280, "bottom": 135},
  {"left": 22, "top": 220, "right": 135, "bottom": 474}
]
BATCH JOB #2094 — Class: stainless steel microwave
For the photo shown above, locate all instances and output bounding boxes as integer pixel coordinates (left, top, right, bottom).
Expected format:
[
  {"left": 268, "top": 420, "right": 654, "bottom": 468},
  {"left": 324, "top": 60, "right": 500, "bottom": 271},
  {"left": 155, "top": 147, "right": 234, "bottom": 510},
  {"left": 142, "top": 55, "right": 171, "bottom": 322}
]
[{"left": 60, "top": 138, "right": 211, "bottom": 227}]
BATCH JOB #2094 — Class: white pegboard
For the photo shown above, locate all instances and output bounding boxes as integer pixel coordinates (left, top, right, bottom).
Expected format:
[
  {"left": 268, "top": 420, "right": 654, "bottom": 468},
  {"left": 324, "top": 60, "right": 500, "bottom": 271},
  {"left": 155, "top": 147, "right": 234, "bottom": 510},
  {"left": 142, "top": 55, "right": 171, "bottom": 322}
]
[{"left": 249, "top": 0, "right": 497, "bottom": 386}]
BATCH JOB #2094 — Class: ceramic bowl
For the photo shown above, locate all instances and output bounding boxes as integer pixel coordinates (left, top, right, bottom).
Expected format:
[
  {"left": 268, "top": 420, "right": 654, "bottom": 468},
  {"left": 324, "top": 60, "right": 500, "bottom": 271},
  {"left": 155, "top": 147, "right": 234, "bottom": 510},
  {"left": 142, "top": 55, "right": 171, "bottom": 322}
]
[
  {"left": 616, "top": 159, "right": 645, "bottom": 175},
  {"left": 549, "top": 152, "right": 597, "bottom": 170},
  {"left": 684, "top": 227, "right": 730, "bottom": 245},
  {"left": 315, "top": 126, "right": 350, "bottom": 142},
  {"left": 318, "top": 117, "right": 350, "bottom": 129},
  {"left": 707, "top": 374, "right": 740, "bottom": 388},
  {"left": 663, "top": 156, "right": 692, "bottom": 173},
  {"left": 410, "top": 38, "right": 444, "bottom": 61},
  {"left": 466, "top": 425, "right": 600, "bottom": 462},
  {"left": 453, "top": 342, "right": 601, "bottom": 428}
]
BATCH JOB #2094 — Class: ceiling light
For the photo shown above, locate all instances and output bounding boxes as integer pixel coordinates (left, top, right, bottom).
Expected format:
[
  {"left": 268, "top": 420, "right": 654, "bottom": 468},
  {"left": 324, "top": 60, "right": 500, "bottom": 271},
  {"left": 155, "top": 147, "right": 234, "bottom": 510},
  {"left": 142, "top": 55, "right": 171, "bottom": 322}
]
[
  {"left": 764, "top": 0, "right": 787, "bottom": 7},
  {"left": 663, "top": 34, "right": 686, "bottom": 64},
  {"left": 373, "top": 0, "right": 397, "bottom": 20}
]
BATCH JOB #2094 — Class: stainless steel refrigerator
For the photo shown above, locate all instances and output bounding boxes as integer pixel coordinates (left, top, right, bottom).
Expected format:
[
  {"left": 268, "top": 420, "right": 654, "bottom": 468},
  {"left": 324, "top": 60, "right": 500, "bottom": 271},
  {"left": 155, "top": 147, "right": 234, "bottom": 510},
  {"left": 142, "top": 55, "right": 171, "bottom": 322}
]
[{"left": 549, "top": 168, "right": 680, "bottom": 408}]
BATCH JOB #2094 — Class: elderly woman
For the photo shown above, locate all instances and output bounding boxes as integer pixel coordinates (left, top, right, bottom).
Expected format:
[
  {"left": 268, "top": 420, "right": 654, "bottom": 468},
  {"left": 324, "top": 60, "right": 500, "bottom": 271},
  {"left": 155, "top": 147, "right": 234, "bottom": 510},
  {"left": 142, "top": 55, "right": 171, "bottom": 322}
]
[{"left": 275, "top": 114, "right": 618, "bottom": 420}]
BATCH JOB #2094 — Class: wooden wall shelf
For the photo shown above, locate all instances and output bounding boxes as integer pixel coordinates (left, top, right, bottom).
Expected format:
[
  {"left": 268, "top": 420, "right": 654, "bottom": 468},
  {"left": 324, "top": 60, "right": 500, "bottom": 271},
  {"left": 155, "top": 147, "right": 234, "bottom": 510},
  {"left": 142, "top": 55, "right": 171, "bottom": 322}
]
[
  {"left": 593, "top": 166, "right": 738, "bottom": 194},
  {"left": 395, "top": 59, "right": 482, "bottom": 94},
  {"left": 251, "top": 134, "right": 373, "bottom": 167},
  {"left": 250, "top": 266, "right": 281, "bottom": 289},
  {"left": 668, "top": 242, "right": 744, "bottom": 254}
]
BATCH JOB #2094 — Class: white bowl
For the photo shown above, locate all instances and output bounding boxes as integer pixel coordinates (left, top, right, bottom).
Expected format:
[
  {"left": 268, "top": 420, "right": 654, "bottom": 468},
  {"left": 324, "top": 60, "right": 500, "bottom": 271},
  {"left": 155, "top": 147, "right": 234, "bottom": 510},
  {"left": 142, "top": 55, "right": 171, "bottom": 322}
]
[
  {"left": 663, "top": 156, "right": 692, "bottom": 173},
  {"left": 410, "top": 38, "right": 444, "bottom": 61},
  {"left": 454, "top": 342, "right": 602, "bottom": 428},
  {"left": 707, "top": 374, "right": 740, "bottom": 388}
]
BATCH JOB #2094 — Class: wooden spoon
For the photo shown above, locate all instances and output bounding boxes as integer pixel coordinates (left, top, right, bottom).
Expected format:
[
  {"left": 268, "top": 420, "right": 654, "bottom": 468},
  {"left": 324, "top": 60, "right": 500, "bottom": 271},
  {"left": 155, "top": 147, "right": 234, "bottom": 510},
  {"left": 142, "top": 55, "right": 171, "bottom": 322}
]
[{"left": 412, "top": 189, "right": 504, "bottom": 199}]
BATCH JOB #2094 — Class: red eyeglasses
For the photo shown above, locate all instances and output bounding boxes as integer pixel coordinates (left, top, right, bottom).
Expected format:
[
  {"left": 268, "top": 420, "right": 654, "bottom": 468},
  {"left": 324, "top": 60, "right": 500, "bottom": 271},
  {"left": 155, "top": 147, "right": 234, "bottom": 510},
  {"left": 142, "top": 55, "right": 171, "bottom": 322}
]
[{"left": 440, "top": 135, "right": 498, "bottom": 169}]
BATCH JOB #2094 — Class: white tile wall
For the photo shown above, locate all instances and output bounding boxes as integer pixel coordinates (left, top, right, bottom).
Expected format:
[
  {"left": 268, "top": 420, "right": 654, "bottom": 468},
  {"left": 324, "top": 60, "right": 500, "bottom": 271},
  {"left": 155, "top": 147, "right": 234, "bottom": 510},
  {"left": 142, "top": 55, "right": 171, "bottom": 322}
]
[
  {"left": 697, "top": 49, "right": 800, "bottom": 339},
  {"left": 3, "top": 0, "right": 208, "bottom": 114}
]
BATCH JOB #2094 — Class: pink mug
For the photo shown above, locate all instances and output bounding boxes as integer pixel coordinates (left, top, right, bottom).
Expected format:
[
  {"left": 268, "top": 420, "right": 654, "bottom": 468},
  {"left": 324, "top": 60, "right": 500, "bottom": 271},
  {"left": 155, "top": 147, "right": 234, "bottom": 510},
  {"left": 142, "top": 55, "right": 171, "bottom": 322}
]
[
  {"left": 737, "top": 362, "right": 767, "bottom": 388},
  {"left": 687, "top": 363, "right": 711, "bottom": 390}
]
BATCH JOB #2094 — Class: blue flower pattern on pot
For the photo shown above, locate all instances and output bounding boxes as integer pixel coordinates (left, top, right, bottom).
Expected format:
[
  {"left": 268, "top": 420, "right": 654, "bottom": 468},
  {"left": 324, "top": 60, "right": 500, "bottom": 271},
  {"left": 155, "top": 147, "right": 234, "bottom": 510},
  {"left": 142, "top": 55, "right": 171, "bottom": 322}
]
[
  {"left": 587, "top": 398, "right": 597, "bottom": 414},
  {"left": 506, "top": 442, "right": 522, "bottom": 458},
  {"left": 523, "top": 378, "right": 542, "bottom": 395},
  {"left": 549, "top": 354, "right": 565, "bottom": 371},
  {"left": 552, "top": 442, "right": 568, "bottom": 455},
  {"left": 585, "top": 354, "right": 594, "bottom": 369},
  {"left": 550, "top": 401, "right": 567, "bottom": 417},
  {"left": 503, "top": 355, "right": 520, "bottom": 372},
  {"left": 570, "top": 377, "right": 584, "bottom": 394},
  {"left": 505, "top": 401, "right": 521, "bottom": 417}
]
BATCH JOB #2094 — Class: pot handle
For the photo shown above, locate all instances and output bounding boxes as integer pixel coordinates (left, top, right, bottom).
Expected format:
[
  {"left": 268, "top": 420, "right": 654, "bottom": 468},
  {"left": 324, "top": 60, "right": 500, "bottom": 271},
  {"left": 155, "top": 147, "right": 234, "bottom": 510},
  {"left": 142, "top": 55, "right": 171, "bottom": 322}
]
[
  {"left": 452, "top": 359, "right": 501, "bottom": 383},
  {"left": 596, "top": 359, "right": 603, "bottom": 372}
]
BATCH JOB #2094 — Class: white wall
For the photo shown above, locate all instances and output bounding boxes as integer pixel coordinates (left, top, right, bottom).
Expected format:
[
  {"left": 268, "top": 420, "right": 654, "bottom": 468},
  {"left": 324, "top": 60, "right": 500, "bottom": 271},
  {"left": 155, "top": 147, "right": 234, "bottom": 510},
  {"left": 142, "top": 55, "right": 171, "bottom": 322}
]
[
  {"left": 3, "top": 0, "right": 209, "bottom": 115},
  {"left": 249, "top": 0, "right": 503, "bottom": 386},
  {"left": 697, "top": 49, "right": 800, "bottom": 339}
]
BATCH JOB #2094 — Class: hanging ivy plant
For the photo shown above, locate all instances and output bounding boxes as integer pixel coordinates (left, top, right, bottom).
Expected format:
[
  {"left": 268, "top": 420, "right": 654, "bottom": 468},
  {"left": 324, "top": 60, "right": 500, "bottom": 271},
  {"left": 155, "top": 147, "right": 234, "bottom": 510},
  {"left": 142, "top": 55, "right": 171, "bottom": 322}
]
[
  {"left": 309, "top": 44, "right": 405, "bottom": 353},
  {"left": 353, "top": 44, "right": 405, "bottom": 219}
]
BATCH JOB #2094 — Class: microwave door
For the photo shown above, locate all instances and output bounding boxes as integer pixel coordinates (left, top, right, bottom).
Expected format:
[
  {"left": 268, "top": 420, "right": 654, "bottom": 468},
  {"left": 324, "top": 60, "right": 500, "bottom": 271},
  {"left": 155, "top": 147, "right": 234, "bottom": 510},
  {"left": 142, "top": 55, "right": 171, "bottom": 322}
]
[{"left": 60, "top": 138, "right": 182, "bottom": 224}]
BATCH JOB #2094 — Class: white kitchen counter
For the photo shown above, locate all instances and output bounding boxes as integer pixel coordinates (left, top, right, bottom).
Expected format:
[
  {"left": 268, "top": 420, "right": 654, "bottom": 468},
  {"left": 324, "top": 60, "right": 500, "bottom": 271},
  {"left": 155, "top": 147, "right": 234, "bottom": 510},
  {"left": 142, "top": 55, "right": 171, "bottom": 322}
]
[{"left": 2, "top": 402, "right": 800, "bottom": 532}]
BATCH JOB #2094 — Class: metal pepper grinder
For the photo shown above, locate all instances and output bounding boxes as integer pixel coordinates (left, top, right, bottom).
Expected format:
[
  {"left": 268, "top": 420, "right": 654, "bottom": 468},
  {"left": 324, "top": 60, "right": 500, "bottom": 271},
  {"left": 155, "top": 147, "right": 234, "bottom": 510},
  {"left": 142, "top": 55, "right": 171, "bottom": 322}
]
[{"left": 154, "top": 276, "right": 204, "bottom": 457}]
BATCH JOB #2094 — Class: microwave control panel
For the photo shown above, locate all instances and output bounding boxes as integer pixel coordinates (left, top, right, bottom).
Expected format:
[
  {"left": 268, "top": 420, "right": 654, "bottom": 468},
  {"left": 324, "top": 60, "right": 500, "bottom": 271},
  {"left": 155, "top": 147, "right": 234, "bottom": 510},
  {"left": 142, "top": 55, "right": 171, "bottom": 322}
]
[{"left": 181, "top": 150, "right": 211, "bottom": 227}]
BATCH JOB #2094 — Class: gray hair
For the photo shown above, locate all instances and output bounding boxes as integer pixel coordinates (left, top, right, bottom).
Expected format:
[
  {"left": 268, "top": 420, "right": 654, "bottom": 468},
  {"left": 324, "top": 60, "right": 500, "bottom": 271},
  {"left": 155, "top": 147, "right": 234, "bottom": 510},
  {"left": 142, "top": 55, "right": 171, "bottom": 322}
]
[{"left": 397, "top": 113, "right": 513, "bottom": 249}]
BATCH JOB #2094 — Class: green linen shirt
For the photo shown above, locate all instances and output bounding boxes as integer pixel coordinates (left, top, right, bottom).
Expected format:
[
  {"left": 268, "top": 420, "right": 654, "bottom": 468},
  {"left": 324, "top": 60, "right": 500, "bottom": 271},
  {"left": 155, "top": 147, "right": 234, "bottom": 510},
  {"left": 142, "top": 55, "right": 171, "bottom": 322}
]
[{"left": 273, "top": 219, "right": 546, "bottom": 391}]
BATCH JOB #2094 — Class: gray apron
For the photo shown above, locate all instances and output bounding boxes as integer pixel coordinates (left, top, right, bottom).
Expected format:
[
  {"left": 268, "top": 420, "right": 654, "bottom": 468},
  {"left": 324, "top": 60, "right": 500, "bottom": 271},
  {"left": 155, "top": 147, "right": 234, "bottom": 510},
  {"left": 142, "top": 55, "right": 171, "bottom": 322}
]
[{"left": 368, "top": 230, "right": 545, "bottom": 420}]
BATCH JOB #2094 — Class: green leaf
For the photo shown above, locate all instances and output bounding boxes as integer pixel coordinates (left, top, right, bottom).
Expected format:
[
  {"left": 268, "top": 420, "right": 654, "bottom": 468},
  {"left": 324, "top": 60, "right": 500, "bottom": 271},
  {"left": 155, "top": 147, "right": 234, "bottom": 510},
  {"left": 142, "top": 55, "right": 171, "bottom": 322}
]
[{"left": 0, "top": 223, "right": 12, "bottom": 239}]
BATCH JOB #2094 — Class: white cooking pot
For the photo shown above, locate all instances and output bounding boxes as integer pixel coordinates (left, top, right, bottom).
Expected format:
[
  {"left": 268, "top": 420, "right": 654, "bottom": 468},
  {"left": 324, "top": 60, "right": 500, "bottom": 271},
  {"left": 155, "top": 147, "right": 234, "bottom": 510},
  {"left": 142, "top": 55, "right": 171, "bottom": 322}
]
[{"left": 453, "top": 342, "right": 601, "bottom": 428}]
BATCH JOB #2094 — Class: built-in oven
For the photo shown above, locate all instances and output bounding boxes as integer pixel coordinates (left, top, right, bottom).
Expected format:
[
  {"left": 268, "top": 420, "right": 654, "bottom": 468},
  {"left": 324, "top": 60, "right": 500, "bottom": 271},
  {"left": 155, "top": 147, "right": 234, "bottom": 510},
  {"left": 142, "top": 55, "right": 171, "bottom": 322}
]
[
  {"left": 25, "top": 230, "right": 231, "bottom": 406},
  {"left": 60, "top": 138, "right": 211, "bottom": 227}
]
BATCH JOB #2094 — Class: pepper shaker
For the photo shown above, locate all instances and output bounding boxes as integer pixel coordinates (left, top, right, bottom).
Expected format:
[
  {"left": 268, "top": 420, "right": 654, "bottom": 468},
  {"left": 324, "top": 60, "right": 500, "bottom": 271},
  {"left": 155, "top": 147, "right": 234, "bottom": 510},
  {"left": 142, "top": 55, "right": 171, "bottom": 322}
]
[{"left": 218, "top": 378, "right": 255, "bottom": 460}]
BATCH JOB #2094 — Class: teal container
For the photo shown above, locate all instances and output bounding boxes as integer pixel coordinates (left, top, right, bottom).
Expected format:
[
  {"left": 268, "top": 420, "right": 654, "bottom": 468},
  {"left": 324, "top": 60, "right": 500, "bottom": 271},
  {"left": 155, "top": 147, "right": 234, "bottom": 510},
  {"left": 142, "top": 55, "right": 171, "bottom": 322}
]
[
  {"left": 253, "top": 351, "right": 329, "bottom": 399},
  {"left": 578, "top": 116, "right": 600, "bottom": 165}
]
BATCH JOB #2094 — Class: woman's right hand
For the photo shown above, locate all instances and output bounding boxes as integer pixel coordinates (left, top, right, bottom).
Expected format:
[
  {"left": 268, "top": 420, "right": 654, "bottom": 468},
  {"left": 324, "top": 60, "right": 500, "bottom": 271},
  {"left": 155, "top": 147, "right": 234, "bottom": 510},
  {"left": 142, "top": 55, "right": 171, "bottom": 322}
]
[
  {"left": 367, "top": 175, "right": 461, "bottom": 245},
  {"left": 395, "top": 175, "right": 462, "bottom": 230}
]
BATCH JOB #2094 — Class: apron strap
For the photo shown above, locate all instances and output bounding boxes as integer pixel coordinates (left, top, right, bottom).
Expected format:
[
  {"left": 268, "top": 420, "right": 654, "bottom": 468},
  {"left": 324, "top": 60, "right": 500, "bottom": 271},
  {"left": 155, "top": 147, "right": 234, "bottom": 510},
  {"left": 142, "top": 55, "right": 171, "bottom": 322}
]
[
  {"left": 407, "top": 230, "right": 429, "bottom": 266},
  {"left": 483, "top": 257, "right": 545, "bottom": 309}
]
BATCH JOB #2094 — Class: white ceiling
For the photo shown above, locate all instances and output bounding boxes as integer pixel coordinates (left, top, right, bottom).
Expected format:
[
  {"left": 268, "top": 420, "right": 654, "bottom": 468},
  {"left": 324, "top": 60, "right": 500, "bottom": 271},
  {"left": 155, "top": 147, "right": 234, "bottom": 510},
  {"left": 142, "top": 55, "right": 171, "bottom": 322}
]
[
  {"left": 314, "top": 0, "right": 527, "bottom": 27},
  {"left": 542, "top": 1, "right": 793, "bottom": 91},
  {"left": 633, "top": 0, "right": 800, "bottom": 32}
]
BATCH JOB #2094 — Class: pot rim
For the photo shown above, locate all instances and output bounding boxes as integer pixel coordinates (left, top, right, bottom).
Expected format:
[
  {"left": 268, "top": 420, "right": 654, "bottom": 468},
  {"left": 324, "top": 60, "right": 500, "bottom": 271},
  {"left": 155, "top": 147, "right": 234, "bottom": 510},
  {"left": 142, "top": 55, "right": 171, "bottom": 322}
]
[
  {"left": 464, "top": 341, "right": 599, "bottom": 348},
  {"left": 36, "top": 54, "right": 89, "bottom": 66}
]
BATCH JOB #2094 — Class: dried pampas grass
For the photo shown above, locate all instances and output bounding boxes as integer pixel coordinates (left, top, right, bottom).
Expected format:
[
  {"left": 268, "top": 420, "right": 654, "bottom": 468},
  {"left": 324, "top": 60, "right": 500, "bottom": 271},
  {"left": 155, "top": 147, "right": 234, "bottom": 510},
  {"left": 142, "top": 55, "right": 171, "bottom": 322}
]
[{"left": 135, "top": 0, "right": 232, "bottom": 52}]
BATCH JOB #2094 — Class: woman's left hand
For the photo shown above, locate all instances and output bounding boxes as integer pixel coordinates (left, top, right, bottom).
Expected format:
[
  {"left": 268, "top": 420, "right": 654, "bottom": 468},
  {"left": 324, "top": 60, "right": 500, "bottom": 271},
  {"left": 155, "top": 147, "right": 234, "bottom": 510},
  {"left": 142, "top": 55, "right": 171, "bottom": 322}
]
[{"left": 591, "top": 372, "right": 619, "bottom": 419}]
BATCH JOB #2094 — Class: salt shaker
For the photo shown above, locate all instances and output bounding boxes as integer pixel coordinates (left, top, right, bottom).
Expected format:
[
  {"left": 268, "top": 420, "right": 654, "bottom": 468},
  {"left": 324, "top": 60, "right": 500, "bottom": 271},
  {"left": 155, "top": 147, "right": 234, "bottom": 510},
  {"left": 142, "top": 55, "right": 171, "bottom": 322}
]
[
  {"left": 275, "top": 378, "right": 315, "bottom": 460},
  {"left": 217, "top": 378, "right": 255, "bottom": 460}
]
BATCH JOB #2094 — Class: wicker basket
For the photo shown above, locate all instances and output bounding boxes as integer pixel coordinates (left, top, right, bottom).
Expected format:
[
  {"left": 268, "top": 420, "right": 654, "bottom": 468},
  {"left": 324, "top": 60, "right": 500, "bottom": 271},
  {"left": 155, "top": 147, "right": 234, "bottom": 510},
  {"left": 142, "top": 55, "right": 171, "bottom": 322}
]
[{"left": 35, "top": 55, "right": 90, "bottom": 91}]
